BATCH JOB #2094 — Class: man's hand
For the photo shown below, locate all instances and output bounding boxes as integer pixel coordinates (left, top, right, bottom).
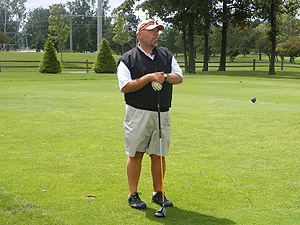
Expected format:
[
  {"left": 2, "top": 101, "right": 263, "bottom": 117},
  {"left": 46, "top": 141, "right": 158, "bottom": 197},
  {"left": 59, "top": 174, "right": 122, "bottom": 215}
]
[
  {"left": 151, "top": 81, "right": 162, "bottom": 91},
  {"left": 121, "top": 71, "right": 165, "bottom": 94},
  {"left": 150, "top": 72, "right": 165, "bottom": 84}
]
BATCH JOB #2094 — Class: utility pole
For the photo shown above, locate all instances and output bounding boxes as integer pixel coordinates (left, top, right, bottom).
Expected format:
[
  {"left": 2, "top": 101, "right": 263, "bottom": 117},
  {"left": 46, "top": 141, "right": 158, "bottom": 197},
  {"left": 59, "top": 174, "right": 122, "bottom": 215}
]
[
  {"left": 97, "top": 0, "right": 102, "bottom": 52},
  {"left": 35, "top": 20, "right": 38, "bottom": 51},
  {"left": 1, "top": 4, "right": 28, "bottom": 51},
  {"left": 4, "top": 7, "right": 7, "bottom": 50},
  {"left": 69, "top": 15, "right": 73, "bottom": 52}
]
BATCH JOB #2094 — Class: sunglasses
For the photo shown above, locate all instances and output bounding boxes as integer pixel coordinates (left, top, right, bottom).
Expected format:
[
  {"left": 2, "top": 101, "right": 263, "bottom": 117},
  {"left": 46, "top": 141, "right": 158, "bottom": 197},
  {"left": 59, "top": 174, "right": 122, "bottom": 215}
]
[{"left": 138, "top": 21, "right": 155, "bottom": 32}]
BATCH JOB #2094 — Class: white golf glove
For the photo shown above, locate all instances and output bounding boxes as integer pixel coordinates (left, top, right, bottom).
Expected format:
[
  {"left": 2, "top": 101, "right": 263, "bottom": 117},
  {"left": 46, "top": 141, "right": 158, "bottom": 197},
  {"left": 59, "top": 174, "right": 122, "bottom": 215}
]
[{"left": 151, "top": 81, "right": 162, "bottom": 91}]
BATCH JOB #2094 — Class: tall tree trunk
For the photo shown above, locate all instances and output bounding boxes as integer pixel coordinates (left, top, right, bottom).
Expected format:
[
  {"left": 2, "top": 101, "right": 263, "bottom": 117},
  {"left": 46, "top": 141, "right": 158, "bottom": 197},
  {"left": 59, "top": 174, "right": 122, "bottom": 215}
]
[
  {"left": 268, "top": 0, "right": 276, "bottom": 75},
  {"left": 188, "top": 23, "right": 195, "bottom": 73},
  {"left": 203, "top": 0, "right": 211, "bottom": 72},
  {"left": 202, "top": 32, "right": 209, "bottom": 71},
  {"left": 218, "top": 0, "right": 228, "bottom": 71},
  {"left": 182, "top": 30, "right": 188, "bottom": 73}
]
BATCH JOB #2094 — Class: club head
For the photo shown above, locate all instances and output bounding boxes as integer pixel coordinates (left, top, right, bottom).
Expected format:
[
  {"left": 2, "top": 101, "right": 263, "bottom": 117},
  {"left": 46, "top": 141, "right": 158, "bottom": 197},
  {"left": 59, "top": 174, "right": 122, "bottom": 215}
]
[{"left": 155, "top": 206, "right": 166, "bottom": 217}]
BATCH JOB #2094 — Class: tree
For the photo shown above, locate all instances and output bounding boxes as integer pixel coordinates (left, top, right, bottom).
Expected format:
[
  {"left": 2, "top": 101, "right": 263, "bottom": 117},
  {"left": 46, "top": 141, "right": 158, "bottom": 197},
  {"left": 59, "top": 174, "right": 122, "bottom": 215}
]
[
  {"left": 39, "top": 39, "right": 61, "bottom": 74},
  {"left": 252, "top": 22, "right": 270, "bottom": 60},
  {"left": 112, "top": 0, "right": 139, "bottom": 53},
  {"left": 0, "top": 0, "right": 26, "bottom": 51},
  {"left": 0, "top": 31, "right": 11, "bottom": 44},
  {"left": 139, "top": 0, "right": 202, "bottom": 73},
  {"left": 256, "top": 36, "right": 272, "bottom": 60},
  {"left": 25, "top": 7, "right": 50, "bottom": 52},
  {"left": 226, "top": 26, "right": 241, "bottom": 62},
  {"left": 217, "top": 0, "right": 229, "bottom": 71},
  {"left": 0, "top": 0, "right": 26, "bottom": 32},
  {"left": 254, "top": 0, "right": 282, "bottom": 74},
  {"left": 87, "top": 17, "right": 98, "bottom": 52},
  {"left": 48, "top": 4, "right": 70, "bottom": 62},
  {"left": 216, "top": 0, "right": 253, "bottom": 71},
  {"left": 85, "top": 0, "right": 112, "bottom": 52},
  {"left": 93, "top": 38, "right": 116, "bottom": 73},
  {"left": 113, "top": 14, "right": 133, "bottom": 55},
  {"left": 278, "top": 14, "right": 300, "bottom": 43},
  {"left": 210, "top": 25, "right": 222, "bottom": 56},
  {"left": 164, "top": 27, "right": 183, "bottom": 57},
  {"left": 253, "top": 0, "right": 300, "bottom": 74},
  {"left": 66, "top": 0, "right": 96, "bottom": 53},
  {"left": 238, "top": 29, "right": 254, "bottom": 57},
  {"left": 277, "top": 37, "right": 300, "bottom": 63},
  {"left": 200, "top": 0, "right": 218, "bottom": 71},
  {"left": 225, "top": 26, "right": 255, "bottom": 60},
  {"left": 87, "top": 16, "right": 113, "bottom": 53}
]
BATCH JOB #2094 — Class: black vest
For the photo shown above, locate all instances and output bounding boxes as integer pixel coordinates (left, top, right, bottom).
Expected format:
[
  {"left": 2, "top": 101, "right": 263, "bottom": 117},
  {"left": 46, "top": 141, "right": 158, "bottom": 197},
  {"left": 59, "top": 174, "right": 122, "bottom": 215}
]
[{"left": 118, "top": 46, "right": 173, "bottom": 111}]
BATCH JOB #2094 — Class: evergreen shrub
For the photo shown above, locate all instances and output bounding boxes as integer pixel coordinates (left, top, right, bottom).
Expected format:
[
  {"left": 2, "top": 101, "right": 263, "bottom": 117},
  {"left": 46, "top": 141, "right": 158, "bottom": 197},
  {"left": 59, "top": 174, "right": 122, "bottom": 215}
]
[
  {"left": 39, "top": 39, "right": 61, "bottom": 74},
  {"left": 93, "top": 38, "right": 116, "bottom": 73}
]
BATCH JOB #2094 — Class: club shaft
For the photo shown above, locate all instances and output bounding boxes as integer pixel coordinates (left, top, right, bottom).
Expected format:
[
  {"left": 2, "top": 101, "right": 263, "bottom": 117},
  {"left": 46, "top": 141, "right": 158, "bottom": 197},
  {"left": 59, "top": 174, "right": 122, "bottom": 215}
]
[
  {"left": 160, "top": 143, "right": 164, "bottom": 205},
  {"left": 157, "top": 92, "right": 164, "bottom": 206}
]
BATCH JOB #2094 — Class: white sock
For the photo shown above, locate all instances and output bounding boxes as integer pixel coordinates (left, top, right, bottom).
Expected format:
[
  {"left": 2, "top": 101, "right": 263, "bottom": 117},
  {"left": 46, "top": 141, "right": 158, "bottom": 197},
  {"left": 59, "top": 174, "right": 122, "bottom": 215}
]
[{"left": 153, "top": 191, "right": 157, "bottom": 196}]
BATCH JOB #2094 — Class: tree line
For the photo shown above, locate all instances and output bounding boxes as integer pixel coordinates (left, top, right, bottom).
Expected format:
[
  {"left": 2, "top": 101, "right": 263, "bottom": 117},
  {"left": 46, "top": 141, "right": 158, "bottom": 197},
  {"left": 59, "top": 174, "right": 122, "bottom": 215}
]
[{"left": 1, "top": 0, "right": 300, "bottom": 74}]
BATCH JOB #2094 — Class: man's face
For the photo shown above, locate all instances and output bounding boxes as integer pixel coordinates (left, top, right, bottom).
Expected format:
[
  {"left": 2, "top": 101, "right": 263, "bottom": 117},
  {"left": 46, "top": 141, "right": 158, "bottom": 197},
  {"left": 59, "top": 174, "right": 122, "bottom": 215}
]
[{"left": 138, "top": 27, "right": 160, "bottom": 48}]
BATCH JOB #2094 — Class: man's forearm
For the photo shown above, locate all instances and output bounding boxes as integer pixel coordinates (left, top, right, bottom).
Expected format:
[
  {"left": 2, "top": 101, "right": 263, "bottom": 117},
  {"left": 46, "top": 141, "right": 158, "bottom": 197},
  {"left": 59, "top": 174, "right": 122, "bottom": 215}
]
[
  {"left": 165, "top": 73, "right": 183, "bottom": 85},
  {"left": 122, "top": 72, "right": 181, "bottom": 93},
  {"left": 122, "top": 75, "right": 151, "bottom": 93}
]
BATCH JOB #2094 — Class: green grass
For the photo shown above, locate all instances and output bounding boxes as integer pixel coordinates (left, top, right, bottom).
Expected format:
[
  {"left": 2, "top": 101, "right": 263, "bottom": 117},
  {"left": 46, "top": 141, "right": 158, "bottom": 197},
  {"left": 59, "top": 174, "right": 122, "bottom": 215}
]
[
  {"left": 1, "top": 64, "right": 300, "bottom": 224},
  {"left": 0, "top": 187, "right": 63, "bottom": 224},
  {"left": 0, "top": 51, "right": 107, "bottom": 62},
  {"left": 0, "top": 52, "right": 121, "bottom": 70},
  {"left": 1, "top": 52, "right": 299, "bottom": 73}
]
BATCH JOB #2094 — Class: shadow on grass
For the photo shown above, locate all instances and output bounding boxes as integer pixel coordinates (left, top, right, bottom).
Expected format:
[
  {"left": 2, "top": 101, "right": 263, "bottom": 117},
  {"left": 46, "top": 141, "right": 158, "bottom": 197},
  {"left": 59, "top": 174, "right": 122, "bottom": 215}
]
[{"left": 144, "top": 206, "right": 236, "bottom": 224}]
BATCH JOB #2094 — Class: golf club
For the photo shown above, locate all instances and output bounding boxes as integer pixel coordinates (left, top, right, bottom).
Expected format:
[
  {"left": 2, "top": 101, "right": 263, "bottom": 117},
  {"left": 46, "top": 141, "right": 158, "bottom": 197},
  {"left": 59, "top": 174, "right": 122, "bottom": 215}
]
[{"left": 154, "top": 91, "right": 166, "bottom": 218}]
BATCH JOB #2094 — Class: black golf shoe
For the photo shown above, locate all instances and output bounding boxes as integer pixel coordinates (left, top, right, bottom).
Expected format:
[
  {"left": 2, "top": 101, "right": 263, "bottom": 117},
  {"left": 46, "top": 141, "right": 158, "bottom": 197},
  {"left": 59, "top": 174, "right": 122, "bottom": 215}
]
[
  {"left": 128, "top": 192, "right": 147, "bottom": 209},
  {"left": 152, "top": 191, "right": 173, "bottom": 207}
]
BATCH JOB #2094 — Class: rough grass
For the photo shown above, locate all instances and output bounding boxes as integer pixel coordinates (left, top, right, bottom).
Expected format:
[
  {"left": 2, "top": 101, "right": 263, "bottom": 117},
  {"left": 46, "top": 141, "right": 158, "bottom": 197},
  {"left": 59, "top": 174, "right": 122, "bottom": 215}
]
[{"left": 0, "top": 187, "right": 64, "bottom": 224}]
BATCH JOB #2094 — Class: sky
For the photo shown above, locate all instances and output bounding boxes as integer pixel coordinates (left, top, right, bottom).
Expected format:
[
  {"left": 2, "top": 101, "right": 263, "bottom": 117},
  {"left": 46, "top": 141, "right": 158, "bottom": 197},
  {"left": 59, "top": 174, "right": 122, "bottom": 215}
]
[
  {"left": 25, "top": 0, "right": 127, "bottom": 14},
  {"left": 25, "top": 0, "right": 148, "bottom": 20}
]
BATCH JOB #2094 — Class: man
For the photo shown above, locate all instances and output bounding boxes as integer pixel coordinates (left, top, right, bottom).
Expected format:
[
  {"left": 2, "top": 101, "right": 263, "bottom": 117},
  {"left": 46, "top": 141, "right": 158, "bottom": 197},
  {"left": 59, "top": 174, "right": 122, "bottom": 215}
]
[{"left": 117, "top": 19, "right": 183, "bottom": 210}]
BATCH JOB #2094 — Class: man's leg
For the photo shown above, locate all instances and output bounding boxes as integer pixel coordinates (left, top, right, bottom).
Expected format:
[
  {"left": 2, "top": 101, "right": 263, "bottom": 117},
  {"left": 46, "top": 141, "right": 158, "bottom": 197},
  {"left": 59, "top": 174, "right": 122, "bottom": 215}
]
[
  {"left": 127, "top": 152, "right": 147, "bottom": 209},
  {"left": 127, "top": 152, "right": 144, "bottom": 196},
  {"left": 150, "top": 154, "right": 173, "bottom": 207},
  {"left": 150, "top": 154, "right": 165, "bottom": 192}
]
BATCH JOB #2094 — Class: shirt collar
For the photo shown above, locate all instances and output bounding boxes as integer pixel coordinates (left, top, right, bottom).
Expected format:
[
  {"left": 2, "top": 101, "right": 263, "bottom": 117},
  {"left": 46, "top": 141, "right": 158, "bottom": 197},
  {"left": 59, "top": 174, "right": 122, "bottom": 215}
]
[{"left": 138, "top": 43, "right": 155, "bottom": 60}]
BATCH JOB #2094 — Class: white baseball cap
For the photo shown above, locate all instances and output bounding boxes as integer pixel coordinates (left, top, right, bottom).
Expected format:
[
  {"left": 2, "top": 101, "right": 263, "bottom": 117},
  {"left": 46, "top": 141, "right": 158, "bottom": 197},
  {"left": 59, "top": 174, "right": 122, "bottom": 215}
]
[{"left": 136, "top": 19, "right": 164, "bottom": 34}]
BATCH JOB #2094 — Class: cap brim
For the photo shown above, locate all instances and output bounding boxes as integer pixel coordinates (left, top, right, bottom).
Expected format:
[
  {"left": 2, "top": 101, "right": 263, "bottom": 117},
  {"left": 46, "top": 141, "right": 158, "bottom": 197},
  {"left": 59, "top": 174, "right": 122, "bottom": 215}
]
[{"left": 145, "top": 24, "right": 164, "bottom": 31}]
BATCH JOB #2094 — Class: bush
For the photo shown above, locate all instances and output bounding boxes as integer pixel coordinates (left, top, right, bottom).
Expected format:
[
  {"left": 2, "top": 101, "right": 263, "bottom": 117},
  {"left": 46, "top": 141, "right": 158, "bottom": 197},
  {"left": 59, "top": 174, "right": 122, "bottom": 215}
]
[
  {"left": 93, "top": 38, "right": 116, "bottom": 73},
  {"left": 0, "top": 31, "right": 11, "bottom": 44},
  {"left": 39, "top": 39, "right": 61, "bottom": 74}
]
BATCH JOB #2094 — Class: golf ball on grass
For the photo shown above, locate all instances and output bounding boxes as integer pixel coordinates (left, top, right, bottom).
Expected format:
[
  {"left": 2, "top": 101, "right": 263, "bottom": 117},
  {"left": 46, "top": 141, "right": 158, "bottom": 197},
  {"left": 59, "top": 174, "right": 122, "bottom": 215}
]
[{"left": 251, "top": 97, "right": 256, "bottom": 103}]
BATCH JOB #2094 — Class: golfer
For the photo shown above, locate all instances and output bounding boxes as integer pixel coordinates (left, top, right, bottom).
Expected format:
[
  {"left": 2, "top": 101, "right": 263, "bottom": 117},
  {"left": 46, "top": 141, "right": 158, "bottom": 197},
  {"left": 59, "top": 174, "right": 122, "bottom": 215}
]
[{"left": 117, "top": 19, "right": 183, "bottom": 210}]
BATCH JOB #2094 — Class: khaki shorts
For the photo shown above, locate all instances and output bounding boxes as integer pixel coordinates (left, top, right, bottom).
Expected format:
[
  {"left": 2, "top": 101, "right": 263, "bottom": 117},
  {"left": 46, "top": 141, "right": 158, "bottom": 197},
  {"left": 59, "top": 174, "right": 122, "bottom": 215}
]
[{"left": 124, "top": 105, "right": 171, "bottom": 157}]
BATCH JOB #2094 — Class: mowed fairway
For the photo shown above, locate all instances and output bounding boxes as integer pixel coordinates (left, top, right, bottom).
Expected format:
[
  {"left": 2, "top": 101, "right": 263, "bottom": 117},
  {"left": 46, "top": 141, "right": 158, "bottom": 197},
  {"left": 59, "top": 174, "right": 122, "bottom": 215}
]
[{"left": 1, "top": 70, "right": 300, "bottom": 224}]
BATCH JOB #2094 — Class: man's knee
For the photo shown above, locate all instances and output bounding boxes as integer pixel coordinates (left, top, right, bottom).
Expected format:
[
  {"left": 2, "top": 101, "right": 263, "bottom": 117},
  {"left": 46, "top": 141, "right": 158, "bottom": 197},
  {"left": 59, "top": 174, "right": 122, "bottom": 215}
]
[{"left": 128, "top": 152, "right": 144, "bottom": 163}]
